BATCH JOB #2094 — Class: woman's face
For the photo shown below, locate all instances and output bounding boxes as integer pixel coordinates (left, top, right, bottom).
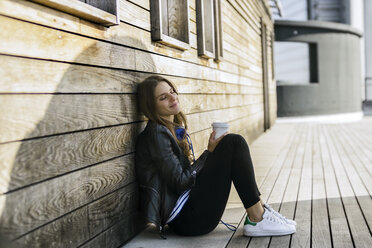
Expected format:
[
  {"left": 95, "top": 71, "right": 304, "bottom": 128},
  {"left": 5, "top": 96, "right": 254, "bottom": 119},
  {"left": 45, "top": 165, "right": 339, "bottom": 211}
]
[{"left": 154, "top": 81, "right": 180, "bottom": 120}]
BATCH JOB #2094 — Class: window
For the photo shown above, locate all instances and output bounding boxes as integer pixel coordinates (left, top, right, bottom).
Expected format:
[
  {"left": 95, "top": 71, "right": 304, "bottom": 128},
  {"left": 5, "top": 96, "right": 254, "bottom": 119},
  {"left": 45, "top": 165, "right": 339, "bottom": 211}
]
[
  {"left": 308, "top": 0, "right": 349, "bottom": 24},
  {"left": 274, "top": 41, "right": 318, "bottom": 84},
  {"left": 214, "top": 0, "right": 223, "bottom": 61},
  {"left": 196, "top": 0, "right": 224, "bottom": 61},
  {"left": 150, "top": 0, "right": 190, "bottom": 50},
  {"left": 29, "top": 0, "right": 119, "bottom": 26},
  {"left": 196, "top": 0, "right": 215, "bottom": 58}
]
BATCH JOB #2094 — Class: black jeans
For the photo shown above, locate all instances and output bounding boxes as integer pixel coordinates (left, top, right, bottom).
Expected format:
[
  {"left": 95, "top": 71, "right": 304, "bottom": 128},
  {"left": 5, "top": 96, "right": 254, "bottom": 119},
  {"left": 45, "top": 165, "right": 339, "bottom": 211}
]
[{"left": 168, "top": 134, "right": 261, "bottom": 236}]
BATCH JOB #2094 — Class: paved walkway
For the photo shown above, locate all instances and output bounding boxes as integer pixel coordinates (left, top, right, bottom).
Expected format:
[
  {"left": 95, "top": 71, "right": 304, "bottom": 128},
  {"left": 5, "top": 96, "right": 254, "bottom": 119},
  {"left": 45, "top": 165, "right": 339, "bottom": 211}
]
[{"left": 124, "top": 117, "right": 372, "bottom": 248}]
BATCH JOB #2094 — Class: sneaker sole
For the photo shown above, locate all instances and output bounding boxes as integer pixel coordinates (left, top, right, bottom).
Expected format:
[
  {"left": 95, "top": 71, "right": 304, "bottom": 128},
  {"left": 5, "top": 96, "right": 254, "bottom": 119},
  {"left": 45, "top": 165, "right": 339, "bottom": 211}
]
[{"left": 243, "top": 230, "right": 295, "bottom": 237}]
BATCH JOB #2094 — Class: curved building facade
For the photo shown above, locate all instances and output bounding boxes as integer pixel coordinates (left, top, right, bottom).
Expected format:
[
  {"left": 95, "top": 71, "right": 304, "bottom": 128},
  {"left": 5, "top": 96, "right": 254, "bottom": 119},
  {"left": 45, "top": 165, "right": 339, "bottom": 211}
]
[{"left": 275, "top": 20, "right": 363, "bottom": 116}]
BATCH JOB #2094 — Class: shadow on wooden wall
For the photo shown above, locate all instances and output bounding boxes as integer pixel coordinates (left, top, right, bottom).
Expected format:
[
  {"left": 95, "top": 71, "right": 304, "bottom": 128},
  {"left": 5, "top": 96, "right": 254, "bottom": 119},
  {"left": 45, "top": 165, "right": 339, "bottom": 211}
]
[{"left": 0, "top": 36, "right": 154, "bottom": 247}]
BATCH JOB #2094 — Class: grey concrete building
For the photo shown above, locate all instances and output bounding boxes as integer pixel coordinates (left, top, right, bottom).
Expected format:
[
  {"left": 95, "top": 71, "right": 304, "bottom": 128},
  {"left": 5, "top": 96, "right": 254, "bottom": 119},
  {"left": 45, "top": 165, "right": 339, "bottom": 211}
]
[
  {"left": 273, "top": 0, "right": 367, "bottom": 117},
  {"left": 364, "top": 0, "right": 372, "bottom": 114}
]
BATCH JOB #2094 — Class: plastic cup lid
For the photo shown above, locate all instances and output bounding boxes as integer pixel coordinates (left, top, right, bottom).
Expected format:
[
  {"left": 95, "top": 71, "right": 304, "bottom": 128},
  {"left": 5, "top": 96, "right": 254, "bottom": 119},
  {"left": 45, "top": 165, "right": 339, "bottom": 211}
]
[{"left": 212, "top": 122, "right": 229, "bottom": 128}]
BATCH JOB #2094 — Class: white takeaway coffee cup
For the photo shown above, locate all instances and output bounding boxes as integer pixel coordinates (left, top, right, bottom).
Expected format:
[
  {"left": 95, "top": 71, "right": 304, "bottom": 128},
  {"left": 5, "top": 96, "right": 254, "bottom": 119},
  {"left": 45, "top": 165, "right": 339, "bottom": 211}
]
[{"left": 212, "top": 122, "right": 229, "bottom": 139}]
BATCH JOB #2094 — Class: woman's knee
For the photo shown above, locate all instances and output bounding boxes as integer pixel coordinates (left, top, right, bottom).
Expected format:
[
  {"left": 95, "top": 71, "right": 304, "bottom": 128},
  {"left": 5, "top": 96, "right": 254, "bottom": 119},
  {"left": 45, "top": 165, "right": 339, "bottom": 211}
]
[
  {"left": 212, "top": 133, "right": 249, "bottom": 156},
  {"left": 221, "top": 133, "right": 250, "bottom": 151},
  {"left": 222, "top": 133, "right": 246, "bottom": 145}
]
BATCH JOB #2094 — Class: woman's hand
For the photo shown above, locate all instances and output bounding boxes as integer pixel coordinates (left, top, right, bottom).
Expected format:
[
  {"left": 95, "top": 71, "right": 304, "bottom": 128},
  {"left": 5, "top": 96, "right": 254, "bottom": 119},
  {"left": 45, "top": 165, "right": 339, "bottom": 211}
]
[{"left": 207, "top": 131, "right": 228, "bottom": 152}]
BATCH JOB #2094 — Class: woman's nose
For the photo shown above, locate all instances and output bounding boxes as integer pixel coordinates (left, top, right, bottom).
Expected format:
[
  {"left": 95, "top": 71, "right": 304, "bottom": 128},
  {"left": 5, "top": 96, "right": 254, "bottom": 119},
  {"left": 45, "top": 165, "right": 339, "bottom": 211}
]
[{"left": 170, "top": 94, "right": 176, "bottom": 101}]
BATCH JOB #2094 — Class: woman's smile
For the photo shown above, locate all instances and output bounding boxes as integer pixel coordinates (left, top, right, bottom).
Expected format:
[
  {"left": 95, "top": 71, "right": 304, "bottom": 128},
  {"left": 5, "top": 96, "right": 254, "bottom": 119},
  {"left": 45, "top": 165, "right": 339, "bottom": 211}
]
[{"left": 170, "top": 102, "right": 178, "bottom": 108}]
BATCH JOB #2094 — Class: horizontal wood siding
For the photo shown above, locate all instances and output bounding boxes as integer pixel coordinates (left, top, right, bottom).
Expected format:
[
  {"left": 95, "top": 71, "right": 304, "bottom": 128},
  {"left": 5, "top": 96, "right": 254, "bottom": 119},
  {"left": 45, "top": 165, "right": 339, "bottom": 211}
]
[{"left": 0, "top": 0, "right": 275, "bottom": 246}]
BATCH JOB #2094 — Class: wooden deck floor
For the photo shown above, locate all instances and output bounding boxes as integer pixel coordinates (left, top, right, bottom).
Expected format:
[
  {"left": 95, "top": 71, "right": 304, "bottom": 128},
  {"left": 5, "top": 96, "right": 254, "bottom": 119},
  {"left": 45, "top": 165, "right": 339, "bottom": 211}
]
[{"left": 124, "top": 117, "right": 372, "bottom": 248}]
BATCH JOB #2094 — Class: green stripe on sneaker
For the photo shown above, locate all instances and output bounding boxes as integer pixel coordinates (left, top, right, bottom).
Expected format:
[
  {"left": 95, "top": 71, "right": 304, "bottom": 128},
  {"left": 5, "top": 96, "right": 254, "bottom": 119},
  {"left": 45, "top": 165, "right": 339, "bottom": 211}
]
[{"left": 244, "top": 216, "right": 257, "bottom": 226}]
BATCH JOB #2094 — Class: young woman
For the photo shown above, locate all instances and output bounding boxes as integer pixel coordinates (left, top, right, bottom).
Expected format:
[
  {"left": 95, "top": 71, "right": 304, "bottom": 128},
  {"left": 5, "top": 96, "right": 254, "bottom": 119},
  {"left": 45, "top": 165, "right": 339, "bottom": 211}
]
[{"left": 135, "top": 75, "right": 296, "bottom": 238}]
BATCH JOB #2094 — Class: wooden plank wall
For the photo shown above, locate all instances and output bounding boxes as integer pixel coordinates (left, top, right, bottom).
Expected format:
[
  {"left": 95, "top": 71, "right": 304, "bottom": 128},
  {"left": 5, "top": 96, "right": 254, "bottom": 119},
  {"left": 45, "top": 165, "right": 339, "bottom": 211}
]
[{"left": 0, "top": 0, "right": 275, "bottom": 247}]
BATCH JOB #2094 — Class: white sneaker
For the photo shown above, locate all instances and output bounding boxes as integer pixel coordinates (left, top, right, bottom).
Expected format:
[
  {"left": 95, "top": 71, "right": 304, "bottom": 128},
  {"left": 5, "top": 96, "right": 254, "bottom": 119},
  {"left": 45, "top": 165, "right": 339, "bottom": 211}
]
[
  {"left": 264, "top": 203, "right": 297, "bottom": 226},
  {"left": 243, "top": 209, "right": 296, "bottom": 237}
]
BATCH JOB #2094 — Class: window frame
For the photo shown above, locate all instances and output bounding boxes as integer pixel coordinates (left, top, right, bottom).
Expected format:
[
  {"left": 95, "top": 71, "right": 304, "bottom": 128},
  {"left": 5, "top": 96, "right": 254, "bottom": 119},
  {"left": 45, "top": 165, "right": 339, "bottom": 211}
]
[
  {"left": 213, "top": 0, "right": 224, "bottom": 62},
  {"left": 150, "top": 0, "right": 191, "bottom": 51},
  {"left": 29, "top": 0, "right": 119, "bottom": 26},
  {"left": 196, "top": 0, "right": 215, "bottom": 58},
  {"left": 196, "top": 0, "right": 223, "bottom": 61}
]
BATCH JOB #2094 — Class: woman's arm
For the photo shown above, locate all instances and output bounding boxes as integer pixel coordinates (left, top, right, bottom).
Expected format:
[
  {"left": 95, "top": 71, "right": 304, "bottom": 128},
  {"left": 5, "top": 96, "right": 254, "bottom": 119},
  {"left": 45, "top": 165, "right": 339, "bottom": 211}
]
[{"left": 150, "top": 125, "right": 209, "bottom": 194}]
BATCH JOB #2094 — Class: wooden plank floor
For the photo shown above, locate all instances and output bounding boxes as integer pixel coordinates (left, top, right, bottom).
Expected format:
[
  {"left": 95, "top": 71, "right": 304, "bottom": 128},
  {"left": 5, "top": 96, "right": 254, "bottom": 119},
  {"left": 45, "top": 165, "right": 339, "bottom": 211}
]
[{"left": 124, "top": 117, "right": 372, "bottom": 248}]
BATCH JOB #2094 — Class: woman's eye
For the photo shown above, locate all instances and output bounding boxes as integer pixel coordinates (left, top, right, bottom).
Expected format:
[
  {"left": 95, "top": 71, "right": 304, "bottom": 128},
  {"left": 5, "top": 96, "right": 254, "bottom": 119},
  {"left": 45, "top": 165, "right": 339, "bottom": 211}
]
[{"left": 160, "top": 96, "right": 167, "bottom": 100}]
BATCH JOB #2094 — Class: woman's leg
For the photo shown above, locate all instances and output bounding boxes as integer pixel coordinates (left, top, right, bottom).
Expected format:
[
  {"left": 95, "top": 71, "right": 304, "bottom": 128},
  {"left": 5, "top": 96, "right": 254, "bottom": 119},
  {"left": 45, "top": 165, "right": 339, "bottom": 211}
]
[
  {"left": 247, "top": 201, "right": 264, "bottom": 222},
  {"left": 169, "top": 134, "right": 263, "bottom": 235}
]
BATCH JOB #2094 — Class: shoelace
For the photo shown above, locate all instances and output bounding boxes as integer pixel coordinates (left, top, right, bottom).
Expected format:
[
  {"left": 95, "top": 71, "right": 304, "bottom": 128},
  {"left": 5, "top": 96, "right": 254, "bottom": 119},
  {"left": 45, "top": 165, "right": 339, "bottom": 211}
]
[
  {"left": 220, "top": 220, "right": 237, "bottom": 231},
  {"left": 265, "top": 204, "right": 292, "bottom": 223},
  {"left": 266, "top": 211, "right": 286, "bottom": 224}
]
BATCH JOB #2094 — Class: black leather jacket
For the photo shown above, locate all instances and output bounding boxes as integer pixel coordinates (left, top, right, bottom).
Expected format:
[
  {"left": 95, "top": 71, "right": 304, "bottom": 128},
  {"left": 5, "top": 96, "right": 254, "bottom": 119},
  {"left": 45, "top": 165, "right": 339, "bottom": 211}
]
[{"left": 135, "top": 121, "right": 210, "bottom": 236}]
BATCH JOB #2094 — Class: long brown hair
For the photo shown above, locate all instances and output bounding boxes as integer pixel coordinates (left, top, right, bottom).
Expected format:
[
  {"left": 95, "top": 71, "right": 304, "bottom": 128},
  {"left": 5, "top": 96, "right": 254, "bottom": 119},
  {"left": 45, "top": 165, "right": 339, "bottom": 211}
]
[{"left": 137, "top": 75, "right": 193, "bottom": 162}]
